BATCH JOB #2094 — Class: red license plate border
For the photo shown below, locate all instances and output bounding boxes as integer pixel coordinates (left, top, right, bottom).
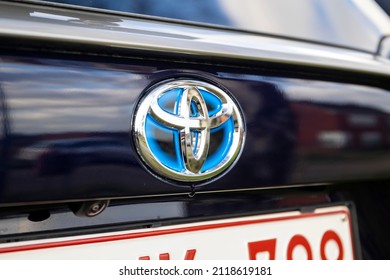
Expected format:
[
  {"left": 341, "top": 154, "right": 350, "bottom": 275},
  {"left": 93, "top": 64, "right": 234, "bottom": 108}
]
[{"left": 0, "top": 202, "right": 361, "bottom": 260}]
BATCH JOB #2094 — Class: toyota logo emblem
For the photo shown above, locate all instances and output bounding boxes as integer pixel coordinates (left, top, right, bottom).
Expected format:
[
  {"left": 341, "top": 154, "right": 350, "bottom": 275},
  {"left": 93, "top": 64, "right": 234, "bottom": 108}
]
[{"left": 132, "top": 79, "right": 245, "bottom": 184}]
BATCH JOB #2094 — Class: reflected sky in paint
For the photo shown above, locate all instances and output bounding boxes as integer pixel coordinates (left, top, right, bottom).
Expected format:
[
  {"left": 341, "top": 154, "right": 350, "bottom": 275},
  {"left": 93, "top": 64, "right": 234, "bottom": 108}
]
[
  {"left": 1, "top": 60, "right": 153, "bottom": 134},
  {"left": 279, "top": 78, "right": 390, "bottom": 114},
  {"left": 39, "top": 0, "right": 390, "bottom": 52}
]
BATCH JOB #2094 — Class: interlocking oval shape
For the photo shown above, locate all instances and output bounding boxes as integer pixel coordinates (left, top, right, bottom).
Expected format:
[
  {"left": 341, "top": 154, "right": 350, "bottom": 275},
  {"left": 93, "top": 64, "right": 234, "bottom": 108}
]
[{"left": 150, "top": 87, "right": 233, "bottom": 173}]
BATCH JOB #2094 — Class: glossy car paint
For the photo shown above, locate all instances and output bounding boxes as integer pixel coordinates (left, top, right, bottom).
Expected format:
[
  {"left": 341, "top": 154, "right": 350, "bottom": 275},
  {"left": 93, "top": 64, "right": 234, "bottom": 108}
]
[
  {"left": 0, "top": 1, "right": 389, "bottom": 259},
  {"left": 39, "top": 0, "right": 390, "bottom": 53},
  {"left": 0, "top": 2, "right": 390, "bottom": 76},
  {"left": 2, "top": 55, "right": 390, "bottom": 204}
]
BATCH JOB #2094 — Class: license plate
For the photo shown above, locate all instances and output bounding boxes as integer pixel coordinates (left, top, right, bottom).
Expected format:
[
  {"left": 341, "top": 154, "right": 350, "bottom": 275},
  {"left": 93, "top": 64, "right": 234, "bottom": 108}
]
[{"left": 0, "top": 205, "right": 355, "bottom": 259}]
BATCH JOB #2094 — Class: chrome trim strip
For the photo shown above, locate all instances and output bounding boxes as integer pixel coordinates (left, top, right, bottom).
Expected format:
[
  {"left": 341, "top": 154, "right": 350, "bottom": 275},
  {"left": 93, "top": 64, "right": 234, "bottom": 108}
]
[
  {"left": 0, "top": 1, "right": 390, "bottom": 77},
  {"left": 0, "top": 183, "right": 331, "bottom": 208}
]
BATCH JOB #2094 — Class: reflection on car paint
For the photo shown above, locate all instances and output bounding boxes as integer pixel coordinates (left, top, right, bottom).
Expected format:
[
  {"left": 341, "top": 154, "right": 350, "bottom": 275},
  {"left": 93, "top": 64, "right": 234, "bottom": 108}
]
[
  {"left": 2, "top": 56, "right": 390, "bottom": 204},
  {"left": 15, "top": 137, "right": 136, "bottom": 176}
]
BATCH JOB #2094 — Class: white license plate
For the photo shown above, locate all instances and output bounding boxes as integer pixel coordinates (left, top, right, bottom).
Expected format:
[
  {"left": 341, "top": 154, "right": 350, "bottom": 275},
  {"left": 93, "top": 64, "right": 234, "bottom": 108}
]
[{"left": 0, "top": 205, "right": 355, "bottom": 260}]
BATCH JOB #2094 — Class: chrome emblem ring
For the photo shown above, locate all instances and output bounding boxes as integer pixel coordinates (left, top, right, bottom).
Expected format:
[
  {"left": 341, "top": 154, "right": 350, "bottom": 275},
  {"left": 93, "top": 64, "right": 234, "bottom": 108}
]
[{"left": 133, "top": 79, "right": 245, "bottom": 183}]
